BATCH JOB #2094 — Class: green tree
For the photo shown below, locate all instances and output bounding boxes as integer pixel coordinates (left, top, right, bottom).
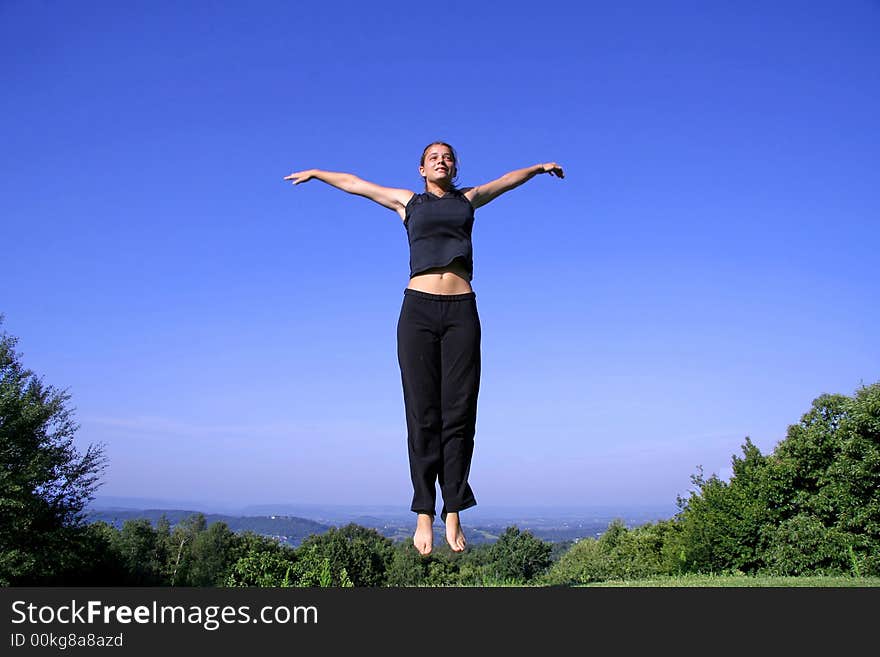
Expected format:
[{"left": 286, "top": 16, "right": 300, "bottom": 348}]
[
  {"left": 454, "top": 543, "right": 496, "bottom": 586},
  {"left": 110, "top": 518, "right": 165, "bottom": 585},
  {"left": 488, "top": 526, "right": 552, "bottom": 583},
  {"left": 385, "top": 539, "right": 495, "bottom": 587},
  {"left": 673, "top": 383, "right": 880, "bottom": 576},
  {"left": 187, "top": 520, "right": 239, "bottom": 586},
  {"left": 543, "top": 520, "right": 676, "bottom": 585},
  {"left": 386, "top": 541, "right": 431, "bottom": 587},
  {"left": 69, "top": 520, "right": 128, "bottom": 585},
  {"left": 295, "top": 523, "right": 393, "bottom": 587},
  {"left": 165, "top": 513, "right": 206, "bottom": 586},
  {"left": 287, "top": 544, "right": 354, "bottom": 587},
  {"left": 153, "top": 515, "right": 174, "bottom": 584},
  {"left": 807, "top": 384, "right": 880, "bottom": 575},
  {"left": 763, "top": 513, "right": 852, "bottom": 575},
  {"left": 0, "top": 317, "right": 108, "bottom": 585},
  {"left": 226, "top": 534, "right": 297, "bottom": 587},
  {"left": 673, "top": 442, "right": 777, "bottom": 574},
  {"left": 542, "top": 536, "right": 607, "bottom": 585},
  {"left": 598, "top": 519, "right": 671, "bottom": 579}
]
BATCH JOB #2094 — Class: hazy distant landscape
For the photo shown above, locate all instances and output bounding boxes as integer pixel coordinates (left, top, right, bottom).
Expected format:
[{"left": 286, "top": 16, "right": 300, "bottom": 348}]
[{"left": 87, "top": 496, "right": 678, "bottom": 547}]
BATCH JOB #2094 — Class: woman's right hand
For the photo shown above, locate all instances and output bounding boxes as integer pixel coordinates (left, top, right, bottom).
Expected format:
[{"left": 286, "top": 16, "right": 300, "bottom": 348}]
[
  {"left": 539, "top": 162, "right": 565, "bottom": 178},
  {"left": 283, "top": 169, "right": 314, "bottom": 185}
]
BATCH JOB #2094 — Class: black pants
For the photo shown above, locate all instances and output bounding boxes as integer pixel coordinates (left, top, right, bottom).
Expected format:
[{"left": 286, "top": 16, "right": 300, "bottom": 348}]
[{"left": 397, "top": 288, "right": 481, "bottom": 522}]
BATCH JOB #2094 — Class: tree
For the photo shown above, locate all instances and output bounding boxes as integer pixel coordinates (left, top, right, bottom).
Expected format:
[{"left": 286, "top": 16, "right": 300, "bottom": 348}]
[
  {"left": 110, "top": 519, "right": 165, "bottom": 585},
  {"left": 164, "top": 513, "right": 207, "bottom": 586},
  {"left": 187, "top": 520, "right": 239, "bottom": 586},
  {"left": 226, "top": 534, "right": 298, "bottom": 587},
  {"left": 153, "top": 515, "right": 174, "bottom": 583},
  {"left": 542, "top": 520, "right": 672, "bottom": 585},
  {"left": 295, "top": 523, "right": 393, "bottom": 587},
  {"left": 672, "top": 383, "right": 880, "bottom": 576},
  {"left": 0, "top": 316, "right": 108, "bottom": 585},
  {"left": 542, "top": 536, "right": 607, "bottom": 585},
  {"left": 488, "top": 526, "right": 552, "bottom": 583},
  {"left": 287, "top": 544, "right": 354, "bottom": 587},
  {"left": 386, "top": 541, "right": 431, "bottom": 587},
  {"left": 829, "top": 382, "right": 880, "bottom": 575},
  {"left": 673, "top": 442, "right": 778, "bottom": 574},
  {"left": 766, "top": 384, "right": 880, "bottom": 575},
  {"left": 76, "top": 521, "right": 129, "bottom": 585}
]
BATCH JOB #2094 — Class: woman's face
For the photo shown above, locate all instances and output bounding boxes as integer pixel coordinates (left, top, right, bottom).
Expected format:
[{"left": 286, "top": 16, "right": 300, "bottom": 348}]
[{"left": 419, "top": 144, "right": 456, "bottom": 186}]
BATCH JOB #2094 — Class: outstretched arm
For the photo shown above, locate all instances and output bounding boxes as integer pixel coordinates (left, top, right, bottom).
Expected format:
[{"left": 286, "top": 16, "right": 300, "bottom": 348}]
[
  {"left": 464, "top": 162, "right": 564, "bottom": 209},
  {"left": 284, "top": 169, "right": 413, "bottom": 213}
]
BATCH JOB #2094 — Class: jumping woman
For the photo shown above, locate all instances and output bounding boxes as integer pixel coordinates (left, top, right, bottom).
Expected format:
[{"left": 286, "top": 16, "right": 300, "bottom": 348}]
[{"left": 284, "top": 142, "right": 564, "bottom": 555}]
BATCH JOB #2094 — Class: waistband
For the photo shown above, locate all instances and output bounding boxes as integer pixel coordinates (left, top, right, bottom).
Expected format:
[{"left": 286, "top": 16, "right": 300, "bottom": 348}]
[{"left": 404, "top": 288, "right": 476, "bottom": 301}]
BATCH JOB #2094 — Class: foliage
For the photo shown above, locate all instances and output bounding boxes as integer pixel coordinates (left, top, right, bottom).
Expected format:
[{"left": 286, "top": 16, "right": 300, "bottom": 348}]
[
  {"left": 672, "top": 383, "right": 880, "bottom": 576},
  {"left": 762, "top": 513, "right": 852, "bottom": 575},
  {"left": 670, "top": 443, "right": 777, "bottom": 573},
  {"left": 74, "top": 521, "right": 130, "bottom": 585},
  {"left": 386, "top": 541, "right": 432, "bottom": 586},
  {"left": 541, "top": 536, "right": 606, "bottom": 585},
  {"left": 286, "top": 544, "right": 353, "bottom": 587},
  {"left": 487, "top": 526, "right": 553, "bottom": 583},
  {"left": 109, "top": 519, "right": 167, "bottom": 585},
  {"left": 0, "top": 317, "right": 108, "bottom": 585},
  {"left": 186, "top": 520, "right": 239, "bottom": 586},
  {"left": 294, "top": 523, "right": 393, "bottom": 586},
  {"left": 227, "top": 549, "right": 294, "bottom": 587},
  {"left": 385, "top": 530, "right": 548, "bottom": 587},
  {"left": 542, "top": 519, "right": 673, "bottom": 585},
  {"left": 225, "top": 532, "right": 298, "bottom": 586}
]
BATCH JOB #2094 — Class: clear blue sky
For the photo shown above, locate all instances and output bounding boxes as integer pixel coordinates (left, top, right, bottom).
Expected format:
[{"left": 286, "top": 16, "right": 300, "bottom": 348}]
[{"left": 2, "top": 1, "right": 878, "bottom": 514}]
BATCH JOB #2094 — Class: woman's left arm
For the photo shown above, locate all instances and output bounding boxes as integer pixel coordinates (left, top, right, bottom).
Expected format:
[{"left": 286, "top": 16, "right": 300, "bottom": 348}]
[{"left": 464, "top": 162, "right": 564, "bottom": 209}]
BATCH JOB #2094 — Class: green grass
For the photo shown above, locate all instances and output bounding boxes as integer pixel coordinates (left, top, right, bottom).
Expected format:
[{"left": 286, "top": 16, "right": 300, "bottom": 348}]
[
  {"left": 578, "top": 574, "right": 880, "bottom": 587},
  {"left": 413, "top": 575, "right": 880, "bottom": 587}
]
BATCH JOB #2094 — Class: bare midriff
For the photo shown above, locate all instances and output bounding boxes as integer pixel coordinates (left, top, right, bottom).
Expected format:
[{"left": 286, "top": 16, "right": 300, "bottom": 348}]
[{"left": 406, "top": 257, "right": 473, "bottom": 295}]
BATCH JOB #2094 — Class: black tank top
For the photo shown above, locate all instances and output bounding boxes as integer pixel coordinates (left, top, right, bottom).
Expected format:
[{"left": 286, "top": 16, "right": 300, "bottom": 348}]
[{"left": 403, "top": 189, "right": 475, "bottom": 281}]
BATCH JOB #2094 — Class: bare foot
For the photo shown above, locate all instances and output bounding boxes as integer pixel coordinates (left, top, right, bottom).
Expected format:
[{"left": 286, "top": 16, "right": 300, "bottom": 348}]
[
  {"left": 444, "top": 512, "right": 467, "bottom": 552},
  {"left": 413, "top": 513, "right": 434, "bottom": 556}
]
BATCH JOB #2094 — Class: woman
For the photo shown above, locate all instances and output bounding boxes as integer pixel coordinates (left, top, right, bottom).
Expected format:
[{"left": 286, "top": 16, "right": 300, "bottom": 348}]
[{"left": 284, "top": 142, "right": 564, "bottom": 555}]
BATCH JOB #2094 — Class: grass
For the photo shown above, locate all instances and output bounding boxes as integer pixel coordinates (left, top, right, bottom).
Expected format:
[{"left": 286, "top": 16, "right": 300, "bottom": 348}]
[
  {"left": 413, "top": 575, "right": 880, "bottom": 587},
  {"left": 578, "top": 574, "right": 880, "bottom": 587}
]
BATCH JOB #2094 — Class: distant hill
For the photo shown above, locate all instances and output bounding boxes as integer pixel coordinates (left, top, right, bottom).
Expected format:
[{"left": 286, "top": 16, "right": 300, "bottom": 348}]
[
  {"left": 85, "top": 501, "right": 676, "bottom": 547},
  {"left": 86, "top": 508, "right": 332, "bottom": 547}
]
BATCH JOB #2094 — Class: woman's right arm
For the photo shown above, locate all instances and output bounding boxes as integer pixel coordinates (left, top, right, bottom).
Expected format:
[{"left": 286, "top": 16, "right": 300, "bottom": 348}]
[{"left": 284, "top": 169, "right": 413, "bottom": 213}]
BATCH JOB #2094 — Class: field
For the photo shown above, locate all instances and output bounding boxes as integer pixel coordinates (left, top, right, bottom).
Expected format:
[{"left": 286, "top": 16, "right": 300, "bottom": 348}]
[{"left": 580, "top": 574, "right": 880, "bottom": 587}]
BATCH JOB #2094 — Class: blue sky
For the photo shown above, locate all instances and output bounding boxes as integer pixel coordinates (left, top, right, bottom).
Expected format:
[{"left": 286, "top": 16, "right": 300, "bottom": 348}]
[{"left": 2, "top": 1, "right": 878, "bottom": 515}]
